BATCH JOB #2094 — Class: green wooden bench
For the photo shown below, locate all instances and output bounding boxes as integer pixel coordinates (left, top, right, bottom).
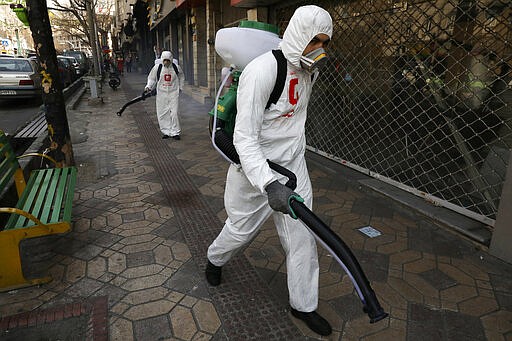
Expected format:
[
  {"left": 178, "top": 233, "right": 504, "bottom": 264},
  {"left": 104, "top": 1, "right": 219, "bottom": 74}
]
[{"left": 0, "top": 130, "right": 77, "bottom": 292}]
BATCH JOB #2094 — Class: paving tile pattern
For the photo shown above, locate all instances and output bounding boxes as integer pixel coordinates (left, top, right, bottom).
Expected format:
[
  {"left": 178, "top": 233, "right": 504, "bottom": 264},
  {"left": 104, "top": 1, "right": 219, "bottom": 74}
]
[
  {"left": 0, "top": 72, "right": 511, "bottom": 341},
  {"left": 132, "top": 99, "right": 302, "bottom": 339}
]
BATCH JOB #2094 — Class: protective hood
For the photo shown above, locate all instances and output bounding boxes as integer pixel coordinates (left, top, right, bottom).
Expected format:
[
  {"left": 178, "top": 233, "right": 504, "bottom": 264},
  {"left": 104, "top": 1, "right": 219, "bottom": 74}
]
[
  {"left": 161, "top": 51, "right": 173, "bottom": 61},
  {"left": 280, "top": 5, "right": 333, "bottom": 68}
]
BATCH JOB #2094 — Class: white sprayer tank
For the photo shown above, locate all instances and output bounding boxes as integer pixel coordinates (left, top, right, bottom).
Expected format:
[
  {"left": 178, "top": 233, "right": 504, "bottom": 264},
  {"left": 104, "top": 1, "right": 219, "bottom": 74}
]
[{"left": 215, "top": 21, "right": 282, "bottom": 70}]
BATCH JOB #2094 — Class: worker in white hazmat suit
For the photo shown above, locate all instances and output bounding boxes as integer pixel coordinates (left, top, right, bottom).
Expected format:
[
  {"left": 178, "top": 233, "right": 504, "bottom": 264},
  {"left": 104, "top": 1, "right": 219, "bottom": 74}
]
[
  {"left": 144, "top": 51, "right": 185, "bottom": 140},
  {"left": 205, "top": 5, "right": 333, "bottom": 336}
]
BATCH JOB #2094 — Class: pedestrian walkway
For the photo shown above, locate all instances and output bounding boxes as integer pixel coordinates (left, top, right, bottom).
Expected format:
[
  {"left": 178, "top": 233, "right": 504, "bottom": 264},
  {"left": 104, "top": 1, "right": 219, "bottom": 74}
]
[{"left": 1, "top": 71, "right": 511, "bottom": 341}]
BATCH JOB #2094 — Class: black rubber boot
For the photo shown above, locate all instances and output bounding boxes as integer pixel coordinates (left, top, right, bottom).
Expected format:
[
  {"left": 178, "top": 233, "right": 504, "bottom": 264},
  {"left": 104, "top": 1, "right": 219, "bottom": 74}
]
[
  {"left": 205, "top": 260, "right": 222, "bottom": 286},
  {"left": 290, "top": 308, "right": 332, "bottom": 336}
]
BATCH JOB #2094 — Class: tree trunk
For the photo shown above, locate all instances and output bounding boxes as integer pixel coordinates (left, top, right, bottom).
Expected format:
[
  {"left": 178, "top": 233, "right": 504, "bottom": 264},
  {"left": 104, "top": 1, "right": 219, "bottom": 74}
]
[
  {"left": 86, "top": 0, "right": 101, "bottom": 76},
  {"left": 26, "top": 0, "right": 75, "bottom": 167}
]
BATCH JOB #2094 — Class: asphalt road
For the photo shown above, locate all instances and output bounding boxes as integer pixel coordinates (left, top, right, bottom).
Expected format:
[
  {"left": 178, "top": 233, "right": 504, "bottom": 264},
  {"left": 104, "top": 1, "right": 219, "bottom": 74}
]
[{"left": 0, "top": 97, "right": 43, "bottom": 135}]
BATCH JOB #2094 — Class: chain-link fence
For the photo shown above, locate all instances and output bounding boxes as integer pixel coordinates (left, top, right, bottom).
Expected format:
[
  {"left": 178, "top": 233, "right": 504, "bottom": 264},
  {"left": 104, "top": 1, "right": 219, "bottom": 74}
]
[{"left": 272, "top": 0, "right": 512, "bottom": 227}]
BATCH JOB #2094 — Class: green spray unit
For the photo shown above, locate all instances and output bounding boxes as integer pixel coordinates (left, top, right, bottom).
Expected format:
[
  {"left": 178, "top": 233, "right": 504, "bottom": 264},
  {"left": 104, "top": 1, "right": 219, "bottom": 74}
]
[
  {"left": 209, "top": 20, "right": 280, "bottom": 138},
  {"left": 208, "top": 71, "right": 240, "bottom": 137}
]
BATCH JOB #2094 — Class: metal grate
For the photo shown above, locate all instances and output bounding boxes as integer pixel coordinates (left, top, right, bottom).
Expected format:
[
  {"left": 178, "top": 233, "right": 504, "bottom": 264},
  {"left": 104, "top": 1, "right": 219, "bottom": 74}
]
[{"left": 273, "top": 0, "right": 512, "bottom": 226}]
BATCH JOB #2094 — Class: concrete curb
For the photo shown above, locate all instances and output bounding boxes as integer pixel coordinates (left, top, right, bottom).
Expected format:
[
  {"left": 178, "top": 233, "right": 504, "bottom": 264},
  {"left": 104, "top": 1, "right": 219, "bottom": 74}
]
[{"left": 66, "top": 86, "right": 86, "bottom": 111}]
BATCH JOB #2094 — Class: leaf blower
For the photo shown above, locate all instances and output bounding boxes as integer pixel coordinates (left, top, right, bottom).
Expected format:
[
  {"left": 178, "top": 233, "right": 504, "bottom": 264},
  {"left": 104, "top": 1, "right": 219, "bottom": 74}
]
[{"left": 116, "top": 89, "right": 155, "bottom": 116}]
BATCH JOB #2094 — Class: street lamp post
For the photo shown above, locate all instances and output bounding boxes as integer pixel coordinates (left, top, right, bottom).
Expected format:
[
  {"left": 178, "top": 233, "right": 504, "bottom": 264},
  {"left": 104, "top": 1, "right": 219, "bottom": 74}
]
[{"left": 14, "top": 28, "right": 21, "bottom": 56}]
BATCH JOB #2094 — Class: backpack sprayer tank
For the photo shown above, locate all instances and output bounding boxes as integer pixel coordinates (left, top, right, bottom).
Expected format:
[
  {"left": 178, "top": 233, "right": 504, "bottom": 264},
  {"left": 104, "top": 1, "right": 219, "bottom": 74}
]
[
  {"left": 209, "top": 21, "right": 282, "bottom": 163},
  {"left": 215, "top": 21, "right": 282, "bottom": 70}
]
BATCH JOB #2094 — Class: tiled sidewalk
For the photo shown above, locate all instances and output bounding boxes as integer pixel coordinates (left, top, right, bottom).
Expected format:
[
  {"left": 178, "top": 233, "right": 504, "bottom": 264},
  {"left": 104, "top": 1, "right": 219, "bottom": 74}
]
[{"left": 0, "top": 72, "right": 511, "bottom": 340}]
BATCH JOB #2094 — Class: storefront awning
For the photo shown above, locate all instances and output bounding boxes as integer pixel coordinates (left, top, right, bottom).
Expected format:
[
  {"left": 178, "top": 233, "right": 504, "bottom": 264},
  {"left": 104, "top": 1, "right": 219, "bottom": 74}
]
[{"left": 149, "top": 0, "right": 176, "bottom": 30}]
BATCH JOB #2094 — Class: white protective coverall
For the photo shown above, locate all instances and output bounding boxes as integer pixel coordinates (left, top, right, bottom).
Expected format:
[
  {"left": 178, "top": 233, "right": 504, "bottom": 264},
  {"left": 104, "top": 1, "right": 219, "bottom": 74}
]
[
  {"left": 207, "top": 6, "right": 332, "bottom": 312},
  {"left": 145, "top": 51, "right": 185, "bottom": 137}
]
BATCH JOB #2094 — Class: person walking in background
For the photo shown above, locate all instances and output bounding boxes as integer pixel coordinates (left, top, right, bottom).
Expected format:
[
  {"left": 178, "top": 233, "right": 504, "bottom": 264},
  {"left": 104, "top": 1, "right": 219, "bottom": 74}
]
[
  {"left": 134, "top": 55, "right": 140, "bottom": 72},
  {"left": 102, "top": 56, "right": 113, "bottom": 74},
  {"left": 116, "top": 55, "right": 124, "bottom": 76},
  {"left": 125, "top": 53, "right": 133, "bottom": 73},
  {"left": 144, "top": 51, "right": 185, "bottom": 140},
  {"left": 205, "top": 5, "right": 333, "bottom": 336},
  {"left": 154, "top": 45, "right": 162, "bottom": 60}
]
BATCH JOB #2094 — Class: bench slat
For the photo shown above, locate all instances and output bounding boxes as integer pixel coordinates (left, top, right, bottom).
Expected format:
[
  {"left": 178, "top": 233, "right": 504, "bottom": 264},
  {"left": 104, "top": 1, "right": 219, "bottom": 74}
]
[
  {"left": 60, "top": 167, "right": 77, "bottom": 223},
  {"left": 0, "top": 142, "right": 18, "bottom": 190},
  {"left": 25, "top": 169, "right": 55, "bottom": 224},
  {"left": 0, "top": 159, "right": 18, "bottom": 191},
  {"left": 39, "top": 168, "right": 62, "bottom": 224},
  {"left": 6, "top": 170, "right": 46, "bottom": 228},
  {"left": 50, "top": 167, "right": 69, "bottom": 223},
  {"left": 14, "top": 113, "right": 47, "bottom": 139},
  {"left": 34, "top": 168, "right": 76, "bottom": 224},
  {"left": 5, "top": 168, "right": 76, "bottom": 229}
]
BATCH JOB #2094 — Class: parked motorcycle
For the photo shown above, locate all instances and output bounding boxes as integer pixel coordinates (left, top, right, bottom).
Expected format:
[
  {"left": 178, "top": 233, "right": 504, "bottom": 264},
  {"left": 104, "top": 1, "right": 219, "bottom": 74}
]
[
  {"left": 103, "top": 60, "right": 121, "bottom": 90},
  {"left": 108, "top": 71, "right": 121, "bottom": 90}
]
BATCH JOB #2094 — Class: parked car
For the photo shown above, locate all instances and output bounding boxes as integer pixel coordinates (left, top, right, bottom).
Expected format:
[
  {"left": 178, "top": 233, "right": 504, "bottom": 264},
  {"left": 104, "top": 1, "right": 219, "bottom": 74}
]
[
  {"left": 62, "top": 50, "right": 89, "bottom": 75},
  {"left": 0, "top": 57, "right": 42, "bottom": 99},
  {"left": 60, "top": 55, "right": 81, "bottom": 77},
  {"left": 57, "top": 55, "right": 76, "bottom": 86}
]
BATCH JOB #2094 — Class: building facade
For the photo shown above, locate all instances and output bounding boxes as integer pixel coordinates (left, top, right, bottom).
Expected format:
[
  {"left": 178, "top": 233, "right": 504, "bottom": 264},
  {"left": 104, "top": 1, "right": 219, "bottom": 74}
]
[{"left": 0, "top": 4, "right": 34, "bottom": 56}]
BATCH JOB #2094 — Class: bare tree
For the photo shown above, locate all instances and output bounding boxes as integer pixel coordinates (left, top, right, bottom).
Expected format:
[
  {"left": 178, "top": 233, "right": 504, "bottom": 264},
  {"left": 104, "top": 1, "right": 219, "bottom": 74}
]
[{"left": 49, "top": 0, "right": 113, "bottom": 54}]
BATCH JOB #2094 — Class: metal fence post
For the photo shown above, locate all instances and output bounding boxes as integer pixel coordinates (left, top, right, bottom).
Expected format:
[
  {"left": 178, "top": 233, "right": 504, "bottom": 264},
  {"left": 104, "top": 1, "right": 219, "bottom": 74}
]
[{"left": 490, "top": 152, "right": 512, "bottom": 264}]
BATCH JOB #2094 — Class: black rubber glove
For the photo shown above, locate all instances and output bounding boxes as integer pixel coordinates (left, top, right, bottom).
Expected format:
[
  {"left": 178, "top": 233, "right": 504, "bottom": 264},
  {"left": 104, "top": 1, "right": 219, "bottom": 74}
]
[
  {"left": 142, "top": 87, "right": 151, "bottom": 97},
  {"left": 265, "top": 180, "right": 304, "bottom": 219}
]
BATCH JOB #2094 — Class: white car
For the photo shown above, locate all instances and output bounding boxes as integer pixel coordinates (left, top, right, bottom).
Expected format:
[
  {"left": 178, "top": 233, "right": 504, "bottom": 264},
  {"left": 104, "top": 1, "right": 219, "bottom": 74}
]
[{"left": 0, "top": 57, "right": 42, "bottom": 99}]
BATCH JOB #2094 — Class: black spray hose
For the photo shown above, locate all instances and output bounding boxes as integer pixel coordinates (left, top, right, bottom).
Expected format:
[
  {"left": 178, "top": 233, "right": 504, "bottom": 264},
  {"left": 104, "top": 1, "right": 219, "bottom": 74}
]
[
  {"left": 212, "top": 128, "right": 239, "bottom": 163},
  {"left": 290, "top": 199, "right": 388, "bottom": 323},
  {"left": 212, "top": 127, "right": 297, "bottom": 189},
  {"left": 116, "top": 90, "right": 155, "bottom": 116}
]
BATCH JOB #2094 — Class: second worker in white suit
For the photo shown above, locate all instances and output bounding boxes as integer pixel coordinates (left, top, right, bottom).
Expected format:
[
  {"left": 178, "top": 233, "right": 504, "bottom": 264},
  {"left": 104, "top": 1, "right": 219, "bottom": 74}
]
[{"left": 144, "top": 51, "right": 185, "bottom": 140}]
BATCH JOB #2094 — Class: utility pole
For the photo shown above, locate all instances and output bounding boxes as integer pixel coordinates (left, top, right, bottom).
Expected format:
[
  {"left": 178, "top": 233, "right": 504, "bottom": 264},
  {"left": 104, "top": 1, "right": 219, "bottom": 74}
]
[
  {"left": 14, "top": 28, "right": 20, "bottom": 56},
  {"left": 25, "top": 0, "right": 74, "bottom": 166}
]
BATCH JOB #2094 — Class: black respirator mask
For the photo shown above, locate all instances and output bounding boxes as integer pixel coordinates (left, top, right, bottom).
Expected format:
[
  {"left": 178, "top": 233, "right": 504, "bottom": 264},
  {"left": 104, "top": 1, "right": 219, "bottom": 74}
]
[{"left": 300, "top": 48, "right": 328, "bottom": 72}]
